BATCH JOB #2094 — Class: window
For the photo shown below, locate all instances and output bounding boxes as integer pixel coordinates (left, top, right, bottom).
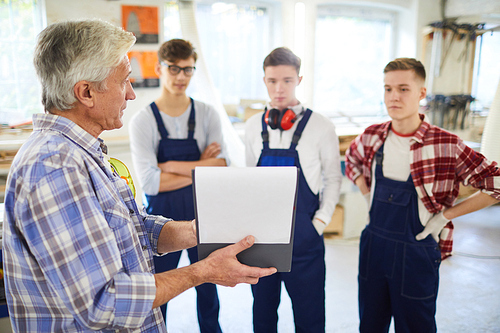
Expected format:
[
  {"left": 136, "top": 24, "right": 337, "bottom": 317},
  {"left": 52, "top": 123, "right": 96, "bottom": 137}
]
[
  {"left": 0, "top": 0, "right": 44, "bottom": 125},
  {"left": 314, "top": 5, "right": 396, "bottom": 118},
  {"left": 164, "top": 1, "right": 182, "bottom": 41},
  {"left": 163, "top": 0, "right": 278, "bottom": 104},
  {"left": 472, "top": 30, "right": 500, "bottom": 111}
]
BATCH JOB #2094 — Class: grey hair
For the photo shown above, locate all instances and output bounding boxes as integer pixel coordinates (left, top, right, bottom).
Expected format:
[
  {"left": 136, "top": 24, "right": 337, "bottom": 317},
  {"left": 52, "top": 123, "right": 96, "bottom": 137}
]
[{"left": 34, "top": 19, "right": 136, "bottom": 112}]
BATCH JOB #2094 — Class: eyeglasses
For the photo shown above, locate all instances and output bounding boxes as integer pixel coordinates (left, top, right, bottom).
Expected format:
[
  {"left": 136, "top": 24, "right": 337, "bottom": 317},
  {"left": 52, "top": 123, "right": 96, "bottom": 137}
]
[
  {"left": 160, "top": 61, "right": 196, "bottom": 76},
  {"left": 109, "top": 157, "right": 136, "bottom": 199}
]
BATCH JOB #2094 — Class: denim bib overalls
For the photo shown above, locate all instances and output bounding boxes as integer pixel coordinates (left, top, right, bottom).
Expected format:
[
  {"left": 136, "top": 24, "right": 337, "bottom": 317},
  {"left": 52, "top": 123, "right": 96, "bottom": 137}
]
[
  {"left": 251, "top": 109, "right": 326, "bottom": 333},
  {"left": 358, "top": 143, "right": 441, "bottom": 333},
  {"left": 145, "top": 100, "right": 221, "bottom": 333}
]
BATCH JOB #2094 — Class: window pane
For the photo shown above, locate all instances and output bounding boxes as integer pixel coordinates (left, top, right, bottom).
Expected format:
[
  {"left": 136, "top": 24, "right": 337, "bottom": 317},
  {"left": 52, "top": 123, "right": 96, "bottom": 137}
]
[
  {"left": 195, "top": 2, "right": 271, "bottom": 104},
  {"left": 162, "top": 1, "right": 275, "bottom": 105},
  {"left": 473, "top": 31, "right": 500, "bottom": 110},
  {"left": 164, "top": 2, "right": 182, "bottom": 41},
  {"left": 314, "top": 6, "right": 395, "bottom": 118},
  {"left": 0, "top": 0, "right": 43, "bottom": 125}
]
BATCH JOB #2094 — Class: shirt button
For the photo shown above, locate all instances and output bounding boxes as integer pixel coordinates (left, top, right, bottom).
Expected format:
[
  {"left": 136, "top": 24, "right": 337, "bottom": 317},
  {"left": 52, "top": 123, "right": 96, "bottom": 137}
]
[
  {"left": 129, "top": 209, "right": 134, "bottom": 215},
  {"left": 142, "top": 245, "right": 148, "bottom": 250}
]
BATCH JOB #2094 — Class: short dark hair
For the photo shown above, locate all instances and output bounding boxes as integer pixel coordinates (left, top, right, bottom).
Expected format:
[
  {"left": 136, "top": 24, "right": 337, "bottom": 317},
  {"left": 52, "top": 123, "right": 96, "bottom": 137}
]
[
  {"left": 158, "top": 39, "right": 197, "bottom": 63},
  {"left": 263, "top": 47, "right": 301, "bottom": 74},
  {"left": 384, "top": 58, "right": 426, "bottom": 82}
]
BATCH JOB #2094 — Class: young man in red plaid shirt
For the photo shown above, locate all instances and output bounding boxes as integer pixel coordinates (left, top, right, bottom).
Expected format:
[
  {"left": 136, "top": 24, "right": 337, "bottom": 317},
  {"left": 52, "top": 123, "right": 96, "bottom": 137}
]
[{"left": 345, "top": 58, "right": 500, "bottom": 332}]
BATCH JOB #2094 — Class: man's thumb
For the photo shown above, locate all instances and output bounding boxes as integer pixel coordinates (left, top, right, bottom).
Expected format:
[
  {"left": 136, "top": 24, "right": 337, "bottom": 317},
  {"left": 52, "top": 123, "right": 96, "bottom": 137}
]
[{"left": 231, "top": 235, "right": 255, "bottom": 255}]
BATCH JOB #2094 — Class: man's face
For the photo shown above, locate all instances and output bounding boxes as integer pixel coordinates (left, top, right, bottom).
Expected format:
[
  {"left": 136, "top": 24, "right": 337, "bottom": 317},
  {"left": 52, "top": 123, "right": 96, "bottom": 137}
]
[
  {"left": 156, "top": 57, "right": 195, "bottom": 96},
  {"left": 384, "top": 70, "right": 426, "bottom": 122},
  {"left": 92, "top": 56, "right": 136, "bottom": 132},
  {"left": 263, "top": 65, "right": 302, "bottom": 110}
]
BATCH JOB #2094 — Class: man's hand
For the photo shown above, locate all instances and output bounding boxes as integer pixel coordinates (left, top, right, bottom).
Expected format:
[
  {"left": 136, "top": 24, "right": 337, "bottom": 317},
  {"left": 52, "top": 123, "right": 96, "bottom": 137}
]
[
  {"left": 312, "top": 218, "right": 326, "bottom": 235},
  {"left": 200, "top": 142, "right": 221, "bottom": 160},
  {"left": 196, "top": 236, "right": 277, "bottom": 287},
  {"left": 415, "top": 211, "right": 450, "bottom": 243},
  {"left": 153, "top": 236, "right": 277, "bottom": 308},
  {"left": 191, "top": 219, "right": 197, "bottom": 238}
]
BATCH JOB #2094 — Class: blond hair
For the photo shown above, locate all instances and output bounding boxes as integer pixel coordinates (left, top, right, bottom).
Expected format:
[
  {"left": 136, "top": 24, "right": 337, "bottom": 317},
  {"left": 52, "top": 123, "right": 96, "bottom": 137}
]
[{"left": 384, "top": 58, "right": 426, "bottom": 83}]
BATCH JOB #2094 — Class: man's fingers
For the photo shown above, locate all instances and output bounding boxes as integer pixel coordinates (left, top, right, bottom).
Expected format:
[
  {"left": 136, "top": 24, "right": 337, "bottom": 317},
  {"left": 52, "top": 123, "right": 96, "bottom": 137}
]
[
  {"left": 228, "top": 235, "right": 255, "bottom": 255},
  {"left": 256, "top": 266, "right": 278, "bottom": 278}
]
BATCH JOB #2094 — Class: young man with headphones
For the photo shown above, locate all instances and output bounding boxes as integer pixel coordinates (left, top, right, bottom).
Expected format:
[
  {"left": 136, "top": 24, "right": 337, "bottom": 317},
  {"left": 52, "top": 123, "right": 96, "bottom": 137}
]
[{"left": 245, "top": 47, "right": 343, "bottom": 332}]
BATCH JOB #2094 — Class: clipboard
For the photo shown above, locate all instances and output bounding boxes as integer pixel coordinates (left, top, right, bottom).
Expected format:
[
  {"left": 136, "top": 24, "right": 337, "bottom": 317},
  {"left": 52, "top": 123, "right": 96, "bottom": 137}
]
[{"left": 192, "top": 167, "right": 298, "bottom": 272}]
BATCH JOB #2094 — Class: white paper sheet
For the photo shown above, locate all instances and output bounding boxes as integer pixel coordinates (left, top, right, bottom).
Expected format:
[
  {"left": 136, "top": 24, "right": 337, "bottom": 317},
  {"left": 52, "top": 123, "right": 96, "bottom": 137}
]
[{"left": 194, "top": 166, "right": 298, "bottom": 244}]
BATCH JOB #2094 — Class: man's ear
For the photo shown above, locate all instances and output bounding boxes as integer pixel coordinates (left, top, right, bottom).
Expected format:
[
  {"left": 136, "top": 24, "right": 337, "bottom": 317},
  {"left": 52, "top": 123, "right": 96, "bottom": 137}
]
[
  {"left": 154, "top": 62, "right": 162, "bottom": 77},
  {"left": 297, "top": 76, "right": 303, "bottom": 86},
  {"left": 74, "top": 81, "right": 94, "bottom": 108},
  {"left": 419, "top": 86, "right": 427, "bottom": 101}
]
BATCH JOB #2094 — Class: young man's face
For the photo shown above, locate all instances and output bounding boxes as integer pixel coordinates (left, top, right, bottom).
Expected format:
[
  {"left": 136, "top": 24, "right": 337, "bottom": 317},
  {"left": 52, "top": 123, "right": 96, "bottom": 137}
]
[
  {"left": 263, "top": 65, "right": 302, "bottom": 110},
  {"left": 156, "top": 56, "right": 196, "bottom": 96},
  {"left": 384, "top": 69, "right": 426, "bottom": 122}
]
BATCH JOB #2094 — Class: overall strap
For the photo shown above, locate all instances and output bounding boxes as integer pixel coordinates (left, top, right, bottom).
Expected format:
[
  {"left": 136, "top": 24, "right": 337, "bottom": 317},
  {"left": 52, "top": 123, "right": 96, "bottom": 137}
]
[
  {"left": 290, "top": 109, "right": 312, "bottom": 150},
  {"left": 187, "top": 98, "right": 196, "bottom": 139},
  {"left": 261, "top": 110, "right": 270, "bottom": 149},
  {"left": 150, "top": 102, "right": 169, "bottom": 139},
  {"left": 374, "top": 143, "right": 384, "bottom": 166}
]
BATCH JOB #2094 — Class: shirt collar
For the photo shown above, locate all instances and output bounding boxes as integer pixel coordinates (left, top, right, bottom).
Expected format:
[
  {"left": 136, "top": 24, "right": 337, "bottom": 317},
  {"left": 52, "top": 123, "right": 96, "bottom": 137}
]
[
  {"left": 32, "top": 113, "right": 106, "bottom": 156},
  {"left": 267, "top": 103, "right": 305, "bottom": 115},
  {"left": 386, "top": 113, "right": 428, "bottom": 144},
  {"left": 411, "top": 114, "right": 429, "bottom": 144}
]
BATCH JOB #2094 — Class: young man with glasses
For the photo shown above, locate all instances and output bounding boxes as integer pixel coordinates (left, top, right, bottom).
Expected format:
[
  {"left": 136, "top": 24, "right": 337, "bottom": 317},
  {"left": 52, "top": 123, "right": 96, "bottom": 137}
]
[{"left": 129, "top": 39, "right": 227, "bottom": 332}]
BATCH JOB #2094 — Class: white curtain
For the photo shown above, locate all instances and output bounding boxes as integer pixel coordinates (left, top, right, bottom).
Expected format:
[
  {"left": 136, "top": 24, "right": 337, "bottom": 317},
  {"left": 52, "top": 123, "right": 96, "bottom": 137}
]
[
  {"left": 480, "top": 78, "right": 500, "bottom": 162},
  {"left": 178, "top": 0, "right": 246, "bottom": 167}
]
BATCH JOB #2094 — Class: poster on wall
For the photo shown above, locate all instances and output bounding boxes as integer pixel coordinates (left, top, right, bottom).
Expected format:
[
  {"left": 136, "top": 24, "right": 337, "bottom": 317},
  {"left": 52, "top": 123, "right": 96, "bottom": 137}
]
[
  {"left": 122, "top": 5, "right": 159, "bottom": 44},
  {"left": 128, "top": 51, "right": 160, "bottom": 88}
]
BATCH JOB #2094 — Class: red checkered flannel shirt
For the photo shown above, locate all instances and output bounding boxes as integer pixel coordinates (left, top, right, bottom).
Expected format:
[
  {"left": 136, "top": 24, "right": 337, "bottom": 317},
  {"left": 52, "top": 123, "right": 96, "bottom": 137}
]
[{"left": 345, "top": 115, "right": 500, "bottom": 259}]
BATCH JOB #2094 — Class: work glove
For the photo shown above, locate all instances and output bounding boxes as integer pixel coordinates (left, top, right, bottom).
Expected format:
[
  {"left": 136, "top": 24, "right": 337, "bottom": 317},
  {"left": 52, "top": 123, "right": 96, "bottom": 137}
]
[
  {"left": 415, "top": 211, "right": 450, "bottom": 243},
  {"left": 364, "top": 193, "right": 370, "bottom": 208}
]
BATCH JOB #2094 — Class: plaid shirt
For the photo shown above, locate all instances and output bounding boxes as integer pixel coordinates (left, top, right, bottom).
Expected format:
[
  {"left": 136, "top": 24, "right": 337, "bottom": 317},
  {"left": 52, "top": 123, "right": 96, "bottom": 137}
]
[
  {"left": 3, "top": 114, "right": 169, "bottom": 332},
  {"left": 345, "top": 115, "right": 500, "bottom": 258}
]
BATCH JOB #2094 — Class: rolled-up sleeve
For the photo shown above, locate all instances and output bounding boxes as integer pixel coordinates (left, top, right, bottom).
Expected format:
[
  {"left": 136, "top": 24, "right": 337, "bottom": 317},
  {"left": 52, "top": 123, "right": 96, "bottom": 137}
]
[{"left": 345, "top": 135, "right": 365, "bottom": 183}]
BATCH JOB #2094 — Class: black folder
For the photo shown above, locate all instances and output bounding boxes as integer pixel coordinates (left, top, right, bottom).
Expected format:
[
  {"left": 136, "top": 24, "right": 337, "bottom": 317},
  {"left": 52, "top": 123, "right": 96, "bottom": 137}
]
[{"left": 192, "top": 167, "right": 298, "bottom": 272}]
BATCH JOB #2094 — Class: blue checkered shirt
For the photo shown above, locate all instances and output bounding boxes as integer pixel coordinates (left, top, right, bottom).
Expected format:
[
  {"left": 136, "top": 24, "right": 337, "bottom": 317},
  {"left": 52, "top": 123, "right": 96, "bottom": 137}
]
[{"left": 3, "top": 114, "right": 169, "bottom": 332}]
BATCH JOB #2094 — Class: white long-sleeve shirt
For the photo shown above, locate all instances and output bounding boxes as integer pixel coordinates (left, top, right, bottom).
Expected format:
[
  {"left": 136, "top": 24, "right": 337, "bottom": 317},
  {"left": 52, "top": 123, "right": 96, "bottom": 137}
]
[{"left": 245, "top": 105, "right": 342, "bottom": 228}]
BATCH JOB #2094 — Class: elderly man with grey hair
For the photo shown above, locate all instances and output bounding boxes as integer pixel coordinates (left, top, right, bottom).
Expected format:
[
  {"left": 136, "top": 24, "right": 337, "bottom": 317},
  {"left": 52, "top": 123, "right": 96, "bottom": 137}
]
[{"left": 2, "top": 19, "right": 276, "bottom": 332}]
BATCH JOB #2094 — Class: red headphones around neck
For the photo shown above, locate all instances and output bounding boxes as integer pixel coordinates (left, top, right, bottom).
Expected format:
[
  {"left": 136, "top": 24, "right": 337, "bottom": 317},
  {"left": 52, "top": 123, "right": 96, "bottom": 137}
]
[{"left": 264, "top": 107, "right": 297, "bottom": 131}]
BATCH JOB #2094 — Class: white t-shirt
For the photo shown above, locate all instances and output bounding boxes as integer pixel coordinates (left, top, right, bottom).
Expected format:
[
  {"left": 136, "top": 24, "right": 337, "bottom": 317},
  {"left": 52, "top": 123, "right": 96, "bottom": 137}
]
[
  {"left": 245, "top": 104, "right": 343, "bottom": 225},
  {"left": 369, "top": 130, "right": 433, "bottom": 226}
]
